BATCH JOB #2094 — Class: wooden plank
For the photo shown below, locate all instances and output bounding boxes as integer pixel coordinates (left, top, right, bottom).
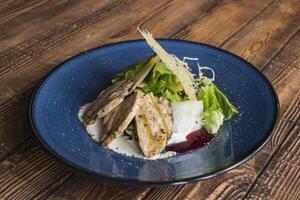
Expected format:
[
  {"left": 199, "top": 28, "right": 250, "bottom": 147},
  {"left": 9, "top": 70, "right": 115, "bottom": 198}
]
[
  {"left": 143, "top": 185, "right": 195, "bottom": 200},
  {"left": 0, "top": 0, "right": 49, "bottom": 26},
  {"left": 173, "top": 0, "right": 274, "bottom": 46},
  {"left": 46, "top": 175, "right": 150, "bottom": 200},
  {"left": 0, "top": 0, "right": 86, "bottom": 49},
  {"left": 244, "top": 34, "right": 300, "bottom": 200},
  {"left": 222, "top": 0, "right": 300, "bottom": 68},
  {"left": 0, "top": 140, "right": 73, "bottom": 200},
  {"left": 0, "top": 139, "right": 149, "bottom": 200},
  {"left": 245, "top": 125, "right": 300, "bottom": 200},
  {"left": 0, "top": 109, "right": 32, "bottom": 160},
  {"left": 105, "top": 0, "right": 220, "bottom": 41},
  {"left": 0, "top": 0, "right": 132, "bottom": 84}
]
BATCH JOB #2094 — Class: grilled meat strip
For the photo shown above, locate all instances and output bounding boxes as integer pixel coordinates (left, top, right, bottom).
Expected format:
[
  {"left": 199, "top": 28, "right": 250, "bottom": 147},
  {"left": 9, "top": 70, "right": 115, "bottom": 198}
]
[
  {"left": 135, "top": 93, "right": 172, "bottom": 157},
  {"left": 101, "top": 107, "right": 118, "bottom": 135},
  {"left": 157, "top": 96, "right": 172, "bottom": 140},
  {"left": 101, "top": 90, "right": 144, "bottom": 147},
  {"left": 82, "top": 55, "right": 158, "bottom": 126},
  {"left": 82, "top": 80, "right": 134, "bottom": 125}
]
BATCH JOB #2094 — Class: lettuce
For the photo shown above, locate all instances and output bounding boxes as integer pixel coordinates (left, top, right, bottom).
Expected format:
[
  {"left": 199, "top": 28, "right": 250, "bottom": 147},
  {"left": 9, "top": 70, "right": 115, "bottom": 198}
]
[
  {"left": 112, "top": 55, "right": 155, "bottom": 84},
  {"left": 202, "top": 110, "right": 224, "bottom": 134},
  {"left": 197, "top": 83, "right": 238, "bottom": 133},
  {"left": 142, "top": 60, "right": 187, "bottom": 102},
  {"left": 113, "top": 55, "right": 238, "bottom": 134},
  {"left": 113, "top": 54, "right": 186, "bottom": 102}
]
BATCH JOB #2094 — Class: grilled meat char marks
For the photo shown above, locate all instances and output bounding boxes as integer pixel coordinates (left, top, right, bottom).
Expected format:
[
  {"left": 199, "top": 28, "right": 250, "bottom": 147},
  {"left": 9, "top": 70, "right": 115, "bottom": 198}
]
[
  {"left": 135, "top": 93, "right": 172, "bottom": 158},
  {"left": 101, "top": 90, "right": 144, "bottom": 147},
  {"left": 82, "top": 80, "right": 134, "bottom": 125},
  {"left": 157, "top": 96, "right": 172, "bottom": 140},
  {"left": 82, "top": 75, "right": 172, "bottom": 157},
  {"left": 101, "top": 107, "right": 118, "bottom": 138}
]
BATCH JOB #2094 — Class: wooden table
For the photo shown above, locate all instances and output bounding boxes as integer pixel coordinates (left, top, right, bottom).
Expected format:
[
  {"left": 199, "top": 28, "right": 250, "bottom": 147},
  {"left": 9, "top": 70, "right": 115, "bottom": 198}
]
[{"left": 0, "top": 0, "right": 299, "bottom": 199}]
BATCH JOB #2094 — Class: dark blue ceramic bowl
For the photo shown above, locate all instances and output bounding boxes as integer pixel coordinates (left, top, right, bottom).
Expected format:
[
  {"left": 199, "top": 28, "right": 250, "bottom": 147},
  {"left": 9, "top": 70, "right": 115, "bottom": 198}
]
[{"left": 29, "top": 40, "right": 278, "bottom": 186}]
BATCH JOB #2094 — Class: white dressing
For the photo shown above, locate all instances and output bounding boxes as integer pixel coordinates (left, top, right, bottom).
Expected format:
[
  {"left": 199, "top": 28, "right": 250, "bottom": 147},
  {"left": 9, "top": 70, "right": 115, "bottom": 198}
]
[{"left": 78, "top": 104, "right": 176, "bottom": 159}]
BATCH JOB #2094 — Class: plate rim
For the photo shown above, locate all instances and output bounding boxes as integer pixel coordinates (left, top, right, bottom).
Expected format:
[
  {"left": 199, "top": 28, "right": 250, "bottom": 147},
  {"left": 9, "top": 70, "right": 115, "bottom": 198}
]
[{"left": 28, "top": 39, "right": 280, "bottom": 187}]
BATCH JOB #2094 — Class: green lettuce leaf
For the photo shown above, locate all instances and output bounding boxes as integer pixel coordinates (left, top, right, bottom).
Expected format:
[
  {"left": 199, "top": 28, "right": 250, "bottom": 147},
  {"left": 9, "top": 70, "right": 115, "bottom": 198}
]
[
  {"left": 142, "top": 60, "right": 187, "bottom": 102},
  {"left": 112, "top": 55, "right": 239, "bottom": 133},
  {"left": 197, "top": 83, "right": 238, "bottom": 133},
  {"left": 112, "top": 55, "right": 156, "bottom": 84},
  {"left": 112, "top": 54, "right": 186, "bottom": 102},
  {"left": 202, "top": 110, "right": 224, "bottom": 134}
]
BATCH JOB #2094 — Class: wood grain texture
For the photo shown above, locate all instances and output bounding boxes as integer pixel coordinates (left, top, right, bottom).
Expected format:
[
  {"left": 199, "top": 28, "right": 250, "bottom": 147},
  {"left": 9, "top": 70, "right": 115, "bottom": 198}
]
[
  {"left": 47, "top": 175, "right": 150, "bottom": 200},
  {"left": 0, "top": 140, "right": 73, "bottom": 200},
  {"left": 143, "top": 184, "right": 196, "bottom": 200},
  {"left": 246, "top": 125, "right": 300, "bottom": 200},
  {"left": 0, "top": 110, "right": 32, "bottom": 161},
  {"left": 173, "top": 0, "right": 274, "bottom": 46},
  {"left": 0, "top": 139, "right": 150, "bottom": 200},
  {"left": 222, "top": 0, "right": 300, "bottom": 68},
  {"left": 0, "top": 0, "right": 49, "bottom": 26},
  {"left": 0, "top": 0, "right": 299, "bottom": 199},
  {"left": 245, "top": 33, "right": 300, "bottom": 200}
]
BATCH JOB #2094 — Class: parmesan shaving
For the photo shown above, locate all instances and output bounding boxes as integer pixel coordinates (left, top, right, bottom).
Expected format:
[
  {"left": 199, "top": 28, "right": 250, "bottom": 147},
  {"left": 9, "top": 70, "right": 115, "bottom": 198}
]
[
  {"left": 183, "top": 57, "right": 199, "bottom": 62},
  {"left": 138, "top": 28, "right": 197, "bottom": 100},
  {"left": 171, "top": 54, "right": 192, "bottom": 72},
  {"left": 197, "top": 63, "right": 215, "bottom": 81}
]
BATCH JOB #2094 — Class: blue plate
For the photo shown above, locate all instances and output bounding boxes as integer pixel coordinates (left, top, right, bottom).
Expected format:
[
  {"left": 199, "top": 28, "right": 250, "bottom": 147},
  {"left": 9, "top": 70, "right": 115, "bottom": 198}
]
[{"left": 29, "top": 40, "right": 279, "bottom": 186}]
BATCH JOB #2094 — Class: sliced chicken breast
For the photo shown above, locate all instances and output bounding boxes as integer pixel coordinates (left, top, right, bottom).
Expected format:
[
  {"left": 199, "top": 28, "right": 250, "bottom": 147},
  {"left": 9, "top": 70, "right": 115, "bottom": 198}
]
[
  {"left": 157, "top": 96, "right": 172, "bottom": 140},
  {"left": 135, "top": 93, "right": 172, "bottom": 157},
  {"left": 101, "top": 90, "right": 144, "bottom": 147},
  {"left": 101, "top": 107, "right": 118, "bottom": 135},
  {"left": 82, "top": 80, "right": 134, "bottom": 125}
]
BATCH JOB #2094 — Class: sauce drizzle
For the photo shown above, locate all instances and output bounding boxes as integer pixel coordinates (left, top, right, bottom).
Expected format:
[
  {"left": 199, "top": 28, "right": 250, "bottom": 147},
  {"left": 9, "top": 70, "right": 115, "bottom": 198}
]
[{"left": 166, "top": 128, "right": 214, "bottom": 153}]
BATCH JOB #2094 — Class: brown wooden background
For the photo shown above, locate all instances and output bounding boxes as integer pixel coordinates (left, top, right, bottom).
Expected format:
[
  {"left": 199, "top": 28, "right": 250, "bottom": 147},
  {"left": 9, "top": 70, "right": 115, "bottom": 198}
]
[{"left": 0, "top": 0, "right": 299, "bottom": 199}]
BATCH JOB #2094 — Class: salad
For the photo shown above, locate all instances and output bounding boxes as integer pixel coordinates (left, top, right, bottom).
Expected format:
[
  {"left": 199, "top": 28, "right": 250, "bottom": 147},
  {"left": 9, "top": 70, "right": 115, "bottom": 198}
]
[{"left": 79, "top": 29, "right": 238, "bottom": 159}]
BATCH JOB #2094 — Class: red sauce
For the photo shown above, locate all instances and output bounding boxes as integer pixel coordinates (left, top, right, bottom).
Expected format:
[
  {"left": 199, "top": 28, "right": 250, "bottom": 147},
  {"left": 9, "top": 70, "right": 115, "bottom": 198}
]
[{"left": 166, "top": 128, "right": 214, "bottom": 153}]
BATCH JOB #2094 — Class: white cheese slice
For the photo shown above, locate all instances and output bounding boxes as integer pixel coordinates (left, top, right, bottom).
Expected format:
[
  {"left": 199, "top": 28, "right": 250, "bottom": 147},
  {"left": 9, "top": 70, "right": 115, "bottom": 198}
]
[
  {"left": 168, "top": 100, "right": 203, "bottom": 144},
  {"left": 138, "top": 28, "right": 197, "bottom": 100}
]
